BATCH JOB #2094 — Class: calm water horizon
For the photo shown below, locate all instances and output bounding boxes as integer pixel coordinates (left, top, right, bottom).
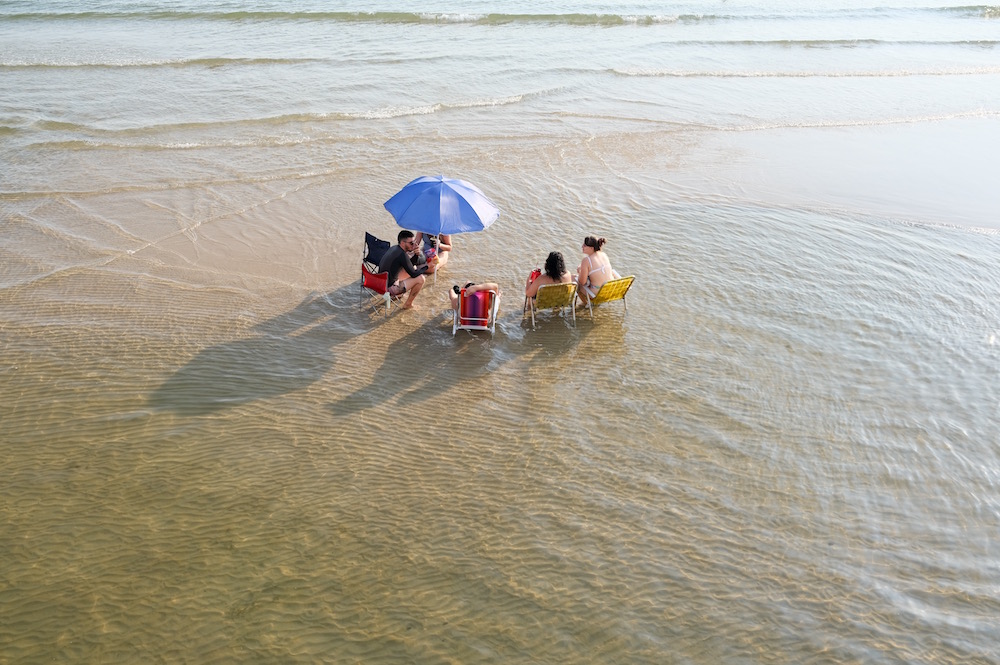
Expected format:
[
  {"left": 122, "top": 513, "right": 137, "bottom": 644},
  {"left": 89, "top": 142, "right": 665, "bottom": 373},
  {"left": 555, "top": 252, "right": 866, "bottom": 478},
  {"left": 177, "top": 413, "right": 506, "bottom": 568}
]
[{"left": 2, "top": 1, "right": 999, "bottom": 662}]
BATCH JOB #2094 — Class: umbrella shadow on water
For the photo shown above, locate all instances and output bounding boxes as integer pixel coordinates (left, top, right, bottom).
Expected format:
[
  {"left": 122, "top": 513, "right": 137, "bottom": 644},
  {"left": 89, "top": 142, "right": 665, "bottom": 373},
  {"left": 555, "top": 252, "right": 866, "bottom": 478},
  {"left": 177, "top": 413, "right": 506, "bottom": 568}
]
[
  {"left": 327, "top": 314, "right": 504, "bottom": 417},
  {"left": 149, "top": 285, "right": 362, "bottom": 416}
]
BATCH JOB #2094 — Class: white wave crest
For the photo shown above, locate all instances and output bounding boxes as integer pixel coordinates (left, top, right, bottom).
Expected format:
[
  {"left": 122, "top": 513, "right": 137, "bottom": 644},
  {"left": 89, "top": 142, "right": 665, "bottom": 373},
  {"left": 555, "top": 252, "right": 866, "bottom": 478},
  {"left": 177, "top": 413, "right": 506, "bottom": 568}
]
[
  {"left": 357, "top": 94, "right": 526, "bottom": 120},
  {"left": 613, "top": 66, "right": 1000, "bottom": 78}
]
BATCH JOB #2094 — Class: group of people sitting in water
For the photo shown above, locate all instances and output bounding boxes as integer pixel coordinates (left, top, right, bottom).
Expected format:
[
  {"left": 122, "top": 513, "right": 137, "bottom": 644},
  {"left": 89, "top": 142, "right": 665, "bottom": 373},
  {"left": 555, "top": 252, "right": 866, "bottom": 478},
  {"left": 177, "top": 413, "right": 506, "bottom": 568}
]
[{"left": 377, "top": 229, "right": 617, "bottom": 312}]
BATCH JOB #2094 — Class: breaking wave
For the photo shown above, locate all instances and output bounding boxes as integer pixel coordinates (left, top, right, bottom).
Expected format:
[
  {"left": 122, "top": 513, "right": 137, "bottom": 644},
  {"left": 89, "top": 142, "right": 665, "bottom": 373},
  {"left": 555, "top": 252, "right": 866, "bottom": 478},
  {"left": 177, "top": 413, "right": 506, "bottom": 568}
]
[
  {"left": 18, "top": 93, "right": 538, "bottom": 151},
  {"left": 0, "top": 57, "right": 322, "bottom": 69},
  {"left": 5, "top": 7, "right": 997, "bottom": 25},
  {"left": 613, "top": 65, "right": 1000, "bottom": 78}
]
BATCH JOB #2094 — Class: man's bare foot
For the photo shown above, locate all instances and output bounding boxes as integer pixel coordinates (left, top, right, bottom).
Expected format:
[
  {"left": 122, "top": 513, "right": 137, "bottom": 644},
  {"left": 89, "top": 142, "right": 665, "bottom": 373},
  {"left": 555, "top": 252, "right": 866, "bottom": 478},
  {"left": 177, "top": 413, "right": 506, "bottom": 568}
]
[{"left": 402, "top": 302, "right": 419, "bottom": 310}]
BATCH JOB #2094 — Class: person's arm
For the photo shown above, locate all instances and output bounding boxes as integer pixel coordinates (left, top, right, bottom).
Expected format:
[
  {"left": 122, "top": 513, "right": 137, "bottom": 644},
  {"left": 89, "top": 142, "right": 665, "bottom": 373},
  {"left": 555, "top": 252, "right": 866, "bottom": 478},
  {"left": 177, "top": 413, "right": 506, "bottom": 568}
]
[
  {"left": 577, "top": 258, "right": 590, "bottom": 286},
  {"left": 468, "top": 282, "right": 499, "bottom": 294},
  {"left": 525, "top": 276, "right": 541, "bottom": 298},
  {"left": 437, "top": 234, "right": 452, "bottom": 252},
  {"left": 402, "top": 251, "right": 428, "bottom": 278}
]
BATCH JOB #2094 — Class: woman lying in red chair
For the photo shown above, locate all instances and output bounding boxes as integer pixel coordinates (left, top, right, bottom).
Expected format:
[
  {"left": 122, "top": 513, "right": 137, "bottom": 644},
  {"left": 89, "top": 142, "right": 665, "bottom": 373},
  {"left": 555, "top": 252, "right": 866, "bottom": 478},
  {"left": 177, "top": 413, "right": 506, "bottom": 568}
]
[{"left": 450, "top": 282, "right": 501, "bottom": 334}]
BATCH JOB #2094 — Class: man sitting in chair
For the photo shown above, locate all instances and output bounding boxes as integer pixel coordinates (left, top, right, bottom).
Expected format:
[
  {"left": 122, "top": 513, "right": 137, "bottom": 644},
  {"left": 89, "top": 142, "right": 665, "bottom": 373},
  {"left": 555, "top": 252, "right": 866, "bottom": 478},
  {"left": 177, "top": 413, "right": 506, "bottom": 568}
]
[{"left": 378, "top": 230, "right": 428, "bottom": 310}]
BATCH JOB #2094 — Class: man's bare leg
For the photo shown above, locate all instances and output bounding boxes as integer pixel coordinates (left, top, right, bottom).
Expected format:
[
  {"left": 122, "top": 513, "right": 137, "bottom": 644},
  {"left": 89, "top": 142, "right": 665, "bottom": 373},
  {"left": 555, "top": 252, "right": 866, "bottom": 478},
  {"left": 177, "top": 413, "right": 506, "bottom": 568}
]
[{"left": 400, "top": 274, "right": 425, "bottom": 309}]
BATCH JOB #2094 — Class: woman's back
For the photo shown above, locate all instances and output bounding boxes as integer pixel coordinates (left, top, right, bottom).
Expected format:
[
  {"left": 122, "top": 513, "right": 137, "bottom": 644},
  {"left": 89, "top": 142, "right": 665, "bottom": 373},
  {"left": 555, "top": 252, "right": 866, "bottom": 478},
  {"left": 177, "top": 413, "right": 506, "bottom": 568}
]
[
  {"left": 526, "top": 251, "right": 573, "bottom": 299},
  {"left": 583, "top": 251, "right": 613, "bottom": 290},
  {"left": 525, "top": 271, "right": 572, "bottom": 298}
]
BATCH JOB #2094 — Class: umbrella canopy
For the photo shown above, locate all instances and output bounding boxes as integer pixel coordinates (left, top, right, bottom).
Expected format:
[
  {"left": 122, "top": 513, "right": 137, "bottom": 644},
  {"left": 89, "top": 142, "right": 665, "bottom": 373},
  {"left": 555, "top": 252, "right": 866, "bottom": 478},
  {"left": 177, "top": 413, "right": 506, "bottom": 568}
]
[{"left": 383, "top": 175, "right": 500, "bottom": 236}]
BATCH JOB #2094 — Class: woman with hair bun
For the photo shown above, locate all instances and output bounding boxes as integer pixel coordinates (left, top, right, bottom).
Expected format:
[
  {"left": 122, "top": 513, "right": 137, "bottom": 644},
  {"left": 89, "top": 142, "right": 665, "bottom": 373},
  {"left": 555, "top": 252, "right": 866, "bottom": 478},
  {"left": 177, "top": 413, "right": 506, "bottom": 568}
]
[{"left": 576, "top": 235, "right": 617, "bottom": 304}]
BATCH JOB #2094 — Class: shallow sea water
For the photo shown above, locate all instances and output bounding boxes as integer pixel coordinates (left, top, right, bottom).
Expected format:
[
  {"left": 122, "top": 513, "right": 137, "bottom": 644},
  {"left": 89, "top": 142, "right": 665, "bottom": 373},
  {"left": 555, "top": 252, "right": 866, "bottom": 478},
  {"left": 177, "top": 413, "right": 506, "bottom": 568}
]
[{"left": 2, "top": 1, "right": 1000, "bottom": 663}]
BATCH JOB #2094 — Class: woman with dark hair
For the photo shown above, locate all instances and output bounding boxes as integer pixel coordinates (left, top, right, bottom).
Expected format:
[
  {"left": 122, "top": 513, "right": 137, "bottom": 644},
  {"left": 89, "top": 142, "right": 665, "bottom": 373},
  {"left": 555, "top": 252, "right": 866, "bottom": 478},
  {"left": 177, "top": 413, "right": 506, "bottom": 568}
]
[
  {"left": 576, "top": 235, "right": 617, "bottom": 304},
  {"left": 525, "top": 251, "right": 573, "bottom": 299}
]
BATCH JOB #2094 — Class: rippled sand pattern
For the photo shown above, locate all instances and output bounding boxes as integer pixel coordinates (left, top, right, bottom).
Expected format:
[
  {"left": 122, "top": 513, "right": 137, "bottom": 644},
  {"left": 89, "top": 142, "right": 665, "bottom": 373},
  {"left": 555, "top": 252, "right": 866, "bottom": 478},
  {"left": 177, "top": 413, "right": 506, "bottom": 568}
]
[
  {"left": 3, "top": 178, "right": 1000, "bottom": 662},
  {"left": 4, "top": 0, "right": 1000, "bottom": 658}
]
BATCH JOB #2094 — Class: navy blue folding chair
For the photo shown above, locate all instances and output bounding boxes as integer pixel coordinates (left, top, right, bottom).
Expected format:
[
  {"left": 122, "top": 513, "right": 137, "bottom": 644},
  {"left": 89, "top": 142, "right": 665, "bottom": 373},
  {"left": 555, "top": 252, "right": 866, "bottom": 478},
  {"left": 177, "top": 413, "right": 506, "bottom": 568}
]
[
  {"left": 360, "top": 233, "right": 398, "bottom": 317},
  {"left": 363, "top": 232, "right": 390, "bottom": 272}
]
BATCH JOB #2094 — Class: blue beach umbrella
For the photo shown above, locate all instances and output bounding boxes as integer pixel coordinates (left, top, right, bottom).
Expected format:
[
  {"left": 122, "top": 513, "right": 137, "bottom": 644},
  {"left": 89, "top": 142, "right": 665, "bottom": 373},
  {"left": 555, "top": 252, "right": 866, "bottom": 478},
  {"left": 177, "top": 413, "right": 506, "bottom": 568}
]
[{"left": 383, "top": 175, "right": 500, "bottom": 236}]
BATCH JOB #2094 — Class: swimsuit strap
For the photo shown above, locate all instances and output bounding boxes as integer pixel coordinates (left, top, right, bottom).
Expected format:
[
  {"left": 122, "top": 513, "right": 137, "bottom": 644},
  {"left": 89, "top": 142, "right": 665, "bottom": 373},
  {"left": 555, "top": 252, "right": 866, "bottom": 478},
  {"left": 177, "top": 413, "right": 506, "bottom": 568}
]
[{"left": 586, "top": 253, "right": 608, "bottom": 275}]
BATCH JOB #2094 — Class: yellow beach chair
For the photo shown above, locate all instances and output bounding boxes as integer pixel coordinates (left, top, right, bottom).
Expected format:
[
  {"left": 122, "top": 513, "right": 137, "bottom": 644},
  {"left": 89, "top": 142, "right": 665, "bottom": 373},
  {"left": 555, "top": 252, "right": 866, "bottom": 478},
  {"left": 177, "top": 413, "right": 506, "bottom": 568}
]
[
  {"left": 585, "top": 276, "right": 635, "bottom": 318},
  {"left": 523, "top": 282, "right": 578, "bottom": 329}
]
